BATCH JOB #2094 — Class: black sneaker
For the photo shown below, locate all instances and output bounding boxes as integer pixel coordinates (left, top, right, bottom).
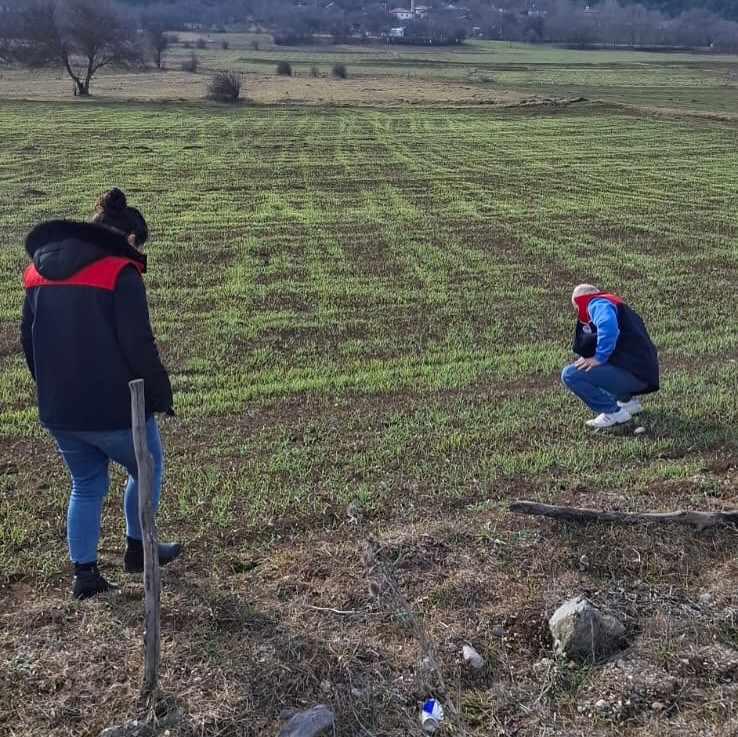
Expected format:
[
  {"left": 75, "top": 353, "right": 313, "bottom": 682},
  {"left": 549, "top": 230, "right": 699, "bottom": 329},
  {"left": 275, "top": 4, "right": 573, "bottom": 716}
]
[
  {"left": 124, "top": 541, "right": 183, "bottom": 573},
  {"left": 72, "top": 565, "right": 120, "bottom": 600}
]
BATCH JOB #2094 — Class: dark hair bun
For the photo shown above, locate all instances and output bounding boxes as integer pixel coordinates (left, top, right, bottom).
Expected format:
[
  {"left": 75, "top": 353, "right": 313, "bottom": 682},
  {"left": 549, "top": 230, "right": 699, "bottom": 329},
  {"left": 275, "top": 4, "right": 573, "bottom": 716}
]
[
  {"left": 95, "top": 187, "right": 128, "bottom": 215},
  {"left": 88, "top": 187, "right": 148, "bottom": 246}
]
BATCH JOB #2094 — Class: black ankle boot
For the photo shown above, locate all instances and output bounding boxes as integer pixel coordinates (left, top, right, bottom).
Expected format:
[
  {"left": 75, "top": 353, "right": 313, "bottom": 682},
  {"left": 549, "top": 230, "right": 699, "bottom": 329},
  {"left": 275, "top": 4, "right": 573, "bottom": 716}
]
[
  {"left": 72, "top": 563, "right": 120, "bottom": 600},
  {"left": 124, "top": 538, "right": 183, "bottom": 573}
]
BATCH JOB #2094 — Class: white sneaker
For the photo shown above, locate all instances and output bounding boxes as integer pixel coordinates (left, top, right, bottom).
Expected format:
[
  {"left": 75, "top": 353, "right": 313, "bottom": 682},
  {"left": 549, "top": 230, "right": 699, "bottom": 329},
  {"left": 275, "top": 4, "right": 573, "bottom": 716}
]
[
  {"left": 585, "top": 407, "right": 632, "bottom": 428},
  {"left": 617, "top": 398, "right": 643, "bottom": 415}
]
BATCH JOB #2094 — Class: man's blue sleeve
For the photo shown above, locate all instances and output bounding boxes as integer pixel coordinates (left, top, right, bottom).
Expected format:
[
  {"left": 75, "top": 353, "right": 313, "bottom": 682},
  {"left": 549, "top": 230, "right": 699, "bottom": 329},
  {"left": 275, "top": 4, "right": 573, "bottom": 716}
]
[{"left": 589, "top": 298, "right": 619, "bottom": 363}]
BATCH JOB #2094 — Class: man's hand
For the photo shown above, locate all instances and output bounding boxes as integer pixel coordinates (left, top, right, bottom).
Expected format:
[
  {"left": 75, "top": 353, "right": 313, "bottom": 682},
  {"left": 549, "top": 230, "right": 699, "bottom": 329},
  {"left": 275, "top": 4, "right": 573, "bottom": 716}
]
[{"left": 575, "top": 356, "right": 601, "bottom": 372}]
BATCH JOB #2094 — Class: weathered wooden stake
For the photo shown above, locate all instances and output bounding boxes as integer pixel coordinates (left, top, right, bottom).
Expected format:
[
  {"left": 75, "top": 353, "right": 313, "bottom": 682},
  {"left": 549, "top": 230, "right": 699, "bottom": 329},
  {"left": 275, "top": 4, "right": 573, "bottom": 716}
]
[{"left": 129, "top": 379, "right": 161, "bottom": 703}]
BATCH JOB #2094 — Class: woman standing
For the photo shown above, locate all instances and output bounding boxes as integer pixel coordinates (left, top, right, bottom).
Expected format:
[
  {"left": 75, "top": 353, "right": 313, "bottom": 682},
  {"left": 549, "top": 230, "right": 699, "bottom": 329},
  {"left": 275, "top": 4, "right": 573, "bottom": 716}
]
[{"left": 21, "top": 187, "right": 182, "bottom": 599}]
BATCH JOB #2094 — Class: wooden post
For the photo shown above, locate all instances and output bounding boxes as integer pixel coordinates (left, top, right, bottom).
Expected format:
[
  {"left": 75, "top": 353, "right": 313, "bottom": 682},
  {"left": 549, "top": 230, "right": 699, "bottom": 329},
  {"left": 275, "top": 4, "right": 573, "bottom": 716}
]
[{"left": 129, "top": 379, "right": 161, "bottom": 703}]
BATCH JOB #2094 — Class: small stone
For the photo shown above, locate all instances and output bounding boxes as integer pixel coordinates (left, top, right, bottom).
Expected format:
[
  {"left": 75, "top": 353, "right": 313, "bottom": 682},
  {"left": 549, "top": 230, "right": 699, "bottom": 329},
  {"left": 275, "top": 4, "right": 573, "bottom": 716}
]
[
  {"left": 462, "top": 644, "right": 485, "bottom": 671},
  {"left": 699, "top": 593, "right": 714, "bottom": 607},
  {"left": 579, "top": 554, "right": 590, "bottom": 570},
  {"left": 278, "top": 705, "right": 334, "bottom": 737},
  {"left": 157, "top": 705, "right": 185, "bottom": 728},
  {"left": 594, "top": 699, "right": 611, "bottom": 712},
  {"left": 634, "top": 426, "right": 647, "bottom": 435},
  {"left": 491, "top": 624, "right": 504, "bottom": 638},
  {"left": 651, "top": 701, "right": 666, "bottom": 711}
]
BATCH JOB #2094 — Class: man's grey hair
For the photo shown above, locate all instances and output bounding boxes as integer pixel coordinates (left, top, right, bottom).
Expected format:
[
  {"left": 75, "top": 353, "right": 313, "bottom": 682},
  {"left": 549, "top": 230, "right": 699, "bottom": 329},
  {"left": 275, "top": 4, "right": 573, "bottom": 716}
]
[{"left": 572, "top": 284, "right": 600, "bottom": 299}]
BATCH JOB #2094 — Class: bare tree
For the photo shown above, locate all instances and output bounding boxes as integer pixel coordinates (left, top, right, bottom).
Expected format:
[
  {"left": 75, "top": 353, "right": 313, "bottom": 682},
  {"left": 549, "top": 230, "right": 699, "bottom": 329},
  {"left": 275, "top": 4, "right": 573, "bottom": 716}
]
[
  {"left": 0, "top": 6, "right": 23, "bottom": 62},
  {"left": 669, "top": 8, "right": 721, "bottom": 48},
  {"left": 21, "top": 0, "right": 141, "bottom": 96},
  {"left": 140, "top": 11, "right": 171, "bottom": 69}
]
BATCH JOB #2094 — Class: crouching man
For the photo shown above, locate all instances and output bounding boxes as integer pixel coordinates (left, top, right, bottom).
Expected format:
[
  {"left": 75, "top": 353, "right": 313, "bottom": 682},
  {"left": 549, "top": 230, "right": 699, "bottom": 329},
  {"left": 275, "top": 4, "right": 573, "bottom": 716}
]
[{"left": 562, "top": 284, "right": 659, "bottom": 428}]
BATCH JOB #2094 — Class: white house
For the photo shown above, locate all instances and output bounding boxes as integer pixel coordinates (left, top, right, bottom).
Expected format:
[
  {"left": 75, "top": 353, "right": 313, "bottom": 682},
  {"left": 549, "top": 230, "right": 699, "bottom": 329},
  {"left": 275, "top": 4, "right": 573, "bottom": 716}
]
[
  {"left": 390, "top": 8, "right": 415, "bottom": 21},
  {"left": 389, "top": 27, "right": 405, "bottom": 37},
  {"left": 390, "top": 0, "right": 428, "bottom": 20}
]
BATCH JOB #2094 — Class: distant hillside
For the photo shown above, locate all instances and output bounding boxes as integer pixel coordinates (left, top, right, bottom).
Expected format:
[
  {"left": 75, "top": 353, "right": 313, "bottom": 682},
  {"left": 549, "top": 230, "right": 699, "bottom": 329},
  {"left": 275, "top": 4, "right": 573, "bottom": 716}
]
[
  {"left": 114, "top": 0, "right": 738, "bottom": 21},
  {"left": 614, "top": 0, "right": 738, "bottom": 20},
  {"left": 110, "top": 0, "right": 738, "bottom": 31}
]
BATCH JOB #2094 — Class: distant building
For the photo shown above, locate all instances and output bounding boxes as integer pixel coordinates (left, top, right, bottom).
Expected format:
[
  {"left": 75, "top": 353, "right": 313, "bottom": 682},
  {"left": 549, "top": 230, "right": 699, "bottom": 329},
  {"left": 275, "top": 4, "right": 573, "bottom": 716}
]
[
  {"left": 389, "top": 27, "right": 405, "bottom": 37},
  {"left": 390, "top": 1, "right": 428, "bottom": 21},
  {"left": 390, "top": 8, "right": 415, "bottom": 21}
]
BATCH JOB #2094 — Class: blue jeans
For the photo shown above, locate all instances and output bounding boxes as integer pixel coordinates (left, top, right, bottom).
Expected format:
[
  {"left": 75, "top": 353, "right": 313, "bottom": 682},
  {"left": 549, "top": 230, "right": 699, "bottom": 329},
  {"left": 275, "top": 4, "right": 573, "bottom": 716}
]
[
  {"left": 561, "top": 363, "right": 648, "bottom": 414},
  {"left": 50, "top": 417, "right": 163, "bottom": 565}
]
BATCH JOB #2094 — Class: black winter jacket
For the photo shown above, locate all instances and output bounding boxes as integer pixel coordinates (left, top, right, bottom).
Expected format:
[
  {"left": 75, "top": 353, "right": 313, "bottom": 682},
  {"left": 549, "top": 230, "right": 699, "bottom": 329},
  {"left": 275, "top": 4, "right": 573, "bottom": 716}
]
[
  {"left": 20, "top": 220, "right": 173, "bottom": 431},
  {"left": 572, "top": 292, "right": 660, "bottom": 395}
]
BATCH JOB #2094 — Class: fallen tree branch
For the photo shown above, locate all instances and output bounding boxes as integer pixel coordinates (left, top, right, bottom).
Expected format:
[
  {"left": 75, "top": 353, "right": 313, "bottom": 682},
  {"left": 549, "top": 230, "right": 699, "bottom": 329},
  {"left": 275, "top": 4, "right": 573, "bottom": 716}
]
[{"left": 509, "top": 501, "right": 738, "bottom": 532}]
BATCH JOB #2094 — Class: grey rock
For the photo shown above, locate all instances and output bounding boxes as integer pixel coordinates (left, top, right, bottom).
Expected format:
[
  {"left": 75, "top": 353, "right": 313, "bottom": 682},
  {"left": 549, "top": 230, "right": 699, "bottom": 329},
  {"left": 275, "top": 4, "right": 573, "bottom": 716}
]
[
  {"left": 462, "top": 644, "right": 485, "bottom": 671},
  {"left": 549, "top": 596, "right": 626, "bottom": 659},
  {"left": 699, "top": 593, "right": 714, "bottom": 607},
  {"left": 158, "top": 706, "right": 185, "bottom": 727},
  {"left": 491, "top": 624, "right": 505, "bottom": 638},
  {"left": 278, "top": 705, "right": 334, "bottom": 737},
  {"left": 99, "top": 724, "right": 154, "bottom": 737}
]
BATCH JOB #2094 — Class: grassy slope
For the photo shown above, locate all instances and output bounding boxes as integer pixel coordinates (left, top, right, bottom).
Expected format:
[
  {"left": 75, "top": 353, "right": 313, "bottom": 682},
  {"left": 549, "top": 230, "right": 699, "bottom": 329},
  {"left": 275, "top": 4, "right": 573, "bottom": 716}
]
[{"left": 1, "top": 41, "right": 738, "bottom": 737}]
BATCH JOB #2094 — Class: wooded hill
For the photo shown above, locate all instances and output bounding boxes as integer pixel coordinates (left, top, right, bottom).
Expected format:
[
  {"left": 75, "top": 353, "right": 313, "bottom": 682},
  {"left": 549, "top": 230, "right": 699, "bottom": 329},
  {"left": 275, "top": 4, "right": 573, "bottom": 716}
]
[
  {"left": 115, "top": 0, "right": 738, "bottom": 23},
  {"left": 618, "top": 0, "right": 737, "bottom": 20}
]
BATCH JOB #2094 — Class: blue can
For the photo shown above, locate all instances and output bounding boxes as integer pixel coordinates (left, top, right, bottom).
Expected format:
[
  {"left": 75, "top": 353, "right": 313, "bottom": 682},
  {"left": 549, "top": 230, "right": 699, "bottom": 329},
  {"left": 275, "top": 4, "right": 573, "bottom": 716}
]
[{"left": 420, "top": 698, "right": 444, "bottom": 733}]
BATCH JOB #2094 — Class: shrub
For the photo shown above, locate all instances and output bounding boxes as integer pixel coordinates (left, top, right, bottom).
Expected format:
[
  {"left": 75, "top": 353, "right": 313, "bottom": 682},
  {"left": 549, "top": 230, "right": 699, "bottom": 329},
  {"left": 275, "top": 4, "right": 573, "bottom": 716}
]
[
  {"left": 309, "top": 65, "right": 319, "bottom": 78},
  {"left": 251, "top": 40, "right": 259, "bottom": 50},
  {"left": 332, "top": 62, "right": 347, "bottom": 79},
  {"left": 183, "top": 41, "right": 192, "bottom": 49},
  {"left": 206, "top": 71, "right": 242, "bottom": 101},
  {"left": 276, "top": 60, "right": 292, "bottom": 76},
  {"left": 196, "top": 38, "right": 207, "bottom": 50},
  {"left": 221, "top": 40, "right": 230, "bottom": 50},
  {"left": 181, "top": 53, "right": 199, "bottom": 73}
]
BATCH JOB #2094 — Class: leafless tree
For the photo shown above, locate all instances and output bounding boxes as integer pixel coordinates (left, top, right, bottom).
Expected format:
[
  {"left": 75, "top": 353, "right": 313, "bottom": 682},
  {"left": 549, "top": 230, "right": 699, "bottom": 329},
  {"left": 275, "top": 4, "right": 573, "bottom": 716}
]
[
  {"left": 140, "top": 11, "right": 171, "bottom": 70},
  {"left": 20, "top": 0, "right": 142, "bottom": 96},
  {"left": 0, "top": 6, "right": 22, "bottom": 62},
  {"left": 669, "top": 8, "right": 720, "bottom": 47}
]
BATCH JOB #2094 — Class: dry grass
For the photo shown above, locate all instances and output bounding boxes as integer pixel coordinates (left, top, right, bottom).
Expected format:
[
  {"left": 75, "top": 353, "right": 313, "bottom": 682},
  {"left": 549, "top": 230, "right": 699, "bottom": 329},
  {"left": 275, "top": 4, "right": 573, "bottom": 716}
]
[
  {"left": 0, "top": 67, "right": 565, "bottom": 107},
  {"left": 4, "top": 484, "right": 738, "bottom": 736}
]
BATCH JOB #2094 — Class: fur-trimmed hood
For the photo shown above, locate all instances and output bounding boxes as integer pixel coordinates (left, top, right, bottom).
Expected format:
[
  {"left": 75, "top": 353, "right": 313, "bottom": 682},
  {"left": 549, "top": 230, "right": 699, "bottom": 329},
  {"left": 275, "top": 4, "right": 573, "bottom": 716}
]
[{"left": 25, "top": 220, "right": 146, "bottom": 281}]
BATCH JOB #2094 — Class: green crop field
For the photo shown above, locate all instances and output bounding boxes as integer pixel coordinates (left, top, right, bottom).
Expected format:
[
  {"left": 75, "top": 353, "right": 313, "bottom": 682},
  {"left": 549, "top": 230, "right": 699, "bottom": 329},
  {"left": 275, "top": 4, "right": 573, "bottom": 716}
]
[{"left": 2, "top": 39, "right": 738, "bottom": 737}]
